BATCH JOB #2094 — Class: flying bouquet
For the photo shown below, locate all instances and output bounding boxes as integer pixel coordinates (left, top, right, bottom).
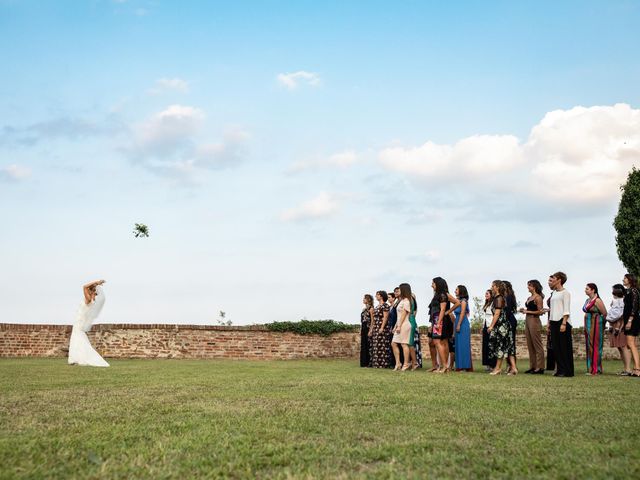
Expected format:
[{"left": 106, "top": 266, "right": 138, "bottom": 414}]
[{"left": 133, "top": 223, "right": 150, "bottom": 238}]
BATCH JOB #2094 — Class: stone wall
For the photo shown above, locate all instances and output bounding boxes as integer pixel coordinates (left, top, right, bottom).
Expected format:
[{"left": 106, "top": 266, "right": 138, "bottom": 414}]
[{"left": 0, "top": 323, "right": 627, "bottom": 361}]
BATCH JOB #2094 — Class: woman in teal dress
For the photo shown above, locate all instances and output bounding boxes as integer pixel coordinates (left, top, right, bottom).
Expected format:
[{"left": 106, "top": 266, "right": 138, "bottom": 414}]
[
  {"left": 583, "top": 283, "right": 607, "bottom": 375},
  {"left": 449, "top": 285, "right": 472, "bottom": 371}
]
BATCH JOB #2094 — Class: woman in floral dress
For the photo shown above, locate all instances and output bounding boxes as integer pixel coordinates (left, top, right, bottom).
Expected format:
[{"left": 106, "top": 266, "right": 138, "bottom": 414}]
[
  {"left": 371, "top": 290, "right": 391, "bottom": 368},
  {"left": 488, "top": 280, "right": 518, "bottom": 375}
]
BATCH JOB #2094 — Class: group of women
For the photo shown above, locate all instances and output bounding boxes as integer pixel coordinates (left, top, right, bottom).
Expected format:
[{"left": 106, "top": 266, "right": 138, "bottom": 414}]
[
  {"left": 360, "top": 278, "right": 473, "bottom": 373},
  {"left": 360, "top": 272, "right": 640, "bottom": 376}
]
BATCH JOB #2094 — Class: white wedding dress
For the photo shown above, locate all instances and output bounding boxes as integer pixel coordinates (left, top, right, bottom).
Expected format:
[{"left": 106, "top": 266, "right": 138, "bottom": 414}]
[{"left": 68, "top": 285, "right": 110, "bottom": 367}]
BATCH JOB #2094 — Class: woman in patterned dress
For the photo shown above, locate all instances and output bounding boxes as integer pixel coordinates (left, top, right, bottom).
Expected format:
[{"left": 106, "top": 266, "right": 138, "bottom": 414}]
[
  {"left": 583, "top": 283, "right": 607, "bottom": 375},
  {"left": 487, "top": 280, "right": 518, "bottom": 375},
  {"left": 371, "top": 290, "right": 392, "bottom": 368},
  {"left": 360, "top": 294, "right": 374, "bottom": 367}
]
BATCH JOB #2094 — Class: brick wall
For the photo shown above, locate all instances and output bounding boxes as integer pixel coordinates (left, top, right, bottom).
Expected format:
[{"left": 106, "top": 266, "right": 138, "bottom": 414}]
[
  {"left": 0, "top": 323, "right": 627, "bottom": 361},
  {"left": 0, "top": 324, "right": 359, "bottom": 360}
]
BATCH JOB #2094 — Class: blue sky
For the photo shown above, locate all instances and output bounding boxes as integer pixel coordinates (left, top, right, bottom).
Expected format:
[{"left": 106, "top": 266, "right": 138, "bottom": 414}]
[{"left": 1, "top": 0, "right": 639, "bottom": 325}]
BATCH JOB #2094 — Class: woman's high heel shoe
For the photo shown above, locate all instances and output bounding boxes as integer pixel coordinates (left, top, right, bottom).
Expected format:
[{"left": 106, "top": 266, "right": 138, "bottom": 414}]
[{"left": 489, "top": 369, "right": 502, "bottom": 375}]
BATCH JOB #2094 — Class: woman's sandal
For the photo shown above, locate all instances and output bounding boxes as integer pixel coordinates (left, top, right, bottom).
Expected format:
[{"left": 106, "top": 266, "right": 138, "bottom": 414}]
[
  {"left": 401, "top": 364, "right": 411, "bottom": 372},
  {"left": 632, "top": 369, "right": 640, "bottom": 377},
  {"left": 489, "top": 369, "right": 502, "bottom": 375}
]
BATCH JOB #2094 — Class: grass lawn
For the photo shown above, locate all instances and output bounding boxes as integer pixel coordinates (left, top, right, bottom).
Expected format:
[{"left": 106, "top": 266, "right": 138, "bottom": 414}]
[{"left": 1, "top": 358, "right": 639, "bottom": 479}]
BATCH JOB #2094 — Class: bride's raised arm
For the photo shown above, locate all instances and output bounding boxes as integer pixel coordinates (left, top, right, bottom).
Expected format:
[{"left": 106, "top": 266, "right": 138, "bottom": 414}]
[{"left": 83, "top": 279, "right": 105, "bottom": 304}]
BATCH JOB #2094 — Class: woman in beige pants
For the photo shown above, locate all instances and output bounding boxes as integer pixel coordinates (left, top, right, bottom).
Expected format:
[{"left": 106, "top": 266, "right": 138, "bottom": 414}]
[{"left": 520, "top": 279, "right": 545, "bottom": 374}]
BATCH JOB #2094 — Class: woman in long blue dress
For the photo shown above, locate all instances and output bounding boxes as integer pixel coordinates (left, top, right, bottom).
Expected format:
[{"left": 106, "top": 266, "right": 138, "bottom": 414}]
[{"left": 451, "top": 285, "right": 472, "bottom": 371}]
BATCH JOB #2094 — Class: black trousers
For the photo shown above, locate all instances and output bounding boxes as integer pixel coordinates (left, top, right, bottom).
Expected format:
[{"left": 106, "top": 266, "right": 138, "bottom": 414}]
[
  {"left": 360, "top": 327, "right": 371, "bottom": 367},
  {"left": 482, "top": 325, "right": 497, "bottom": 368},
  {"left": 549, "top": 321, "right": 574, "bottom": 376}
]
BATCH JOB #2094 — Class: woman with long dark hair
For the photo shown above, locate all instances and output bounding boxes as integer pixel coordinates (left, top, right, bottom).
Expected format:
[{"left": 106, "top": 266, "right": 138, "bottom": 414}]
[
  {"left": 371, "top": 290, "right": 391, "bottom": 368},
  {"left": 503, "top": 281, "right": 518, "bottom": 370},
  {"left": 451, "top": 285, "right": 472, "bottom": 371},
  {"left": 583, "top": 283, "right": 607, "bottom": 375},
  {"left": 623, "top": 274, "right": 640, "bottom": 376},
  {"left": 360, "top": 294, "right": 374, "bottom": 367},
  {"left": 482, "top": 289, "right": 496, "bottom": 371},
  {"left": 429, "top": 277, "right": 457, "bottom": 373},
  {"left": 392, "top": 283, "right": 417, "bottom": 371},
  {"left": 520, "top": 280, "right": 545, "bottom": 374},
  {"left": 487, "top": 280, "right": 518, "bottom": 375}
]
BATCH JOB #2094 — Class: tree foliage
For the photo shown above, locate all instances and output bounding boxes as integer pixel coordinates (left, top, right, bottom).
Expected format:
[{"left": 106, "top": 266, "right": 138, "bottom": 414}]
[
  {"left": 266, "top": 319, "right": 358, "bottom": 336},
  {"left": 614, "top": 167, "right": 640, "bottom": 276}
]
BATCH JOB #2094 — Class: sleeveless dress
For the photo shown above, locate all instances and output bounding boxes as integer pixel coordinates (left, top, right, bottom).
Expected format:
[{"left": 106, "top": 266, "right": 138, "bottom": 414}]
[
  {"left": 429, "top": 294, "right": 451, "bottom": 339},
  {"left": 392, "top": 298, "right": 413, "bottom": 345},
  {"left": 583, "top": 297, "right": 604, "bottom": 374},
  {"left": 453, "top": 301, "right": 472, "bottom": 371},
  {"left": 68, "top": 286, "right": 109, "bottom": 367}
]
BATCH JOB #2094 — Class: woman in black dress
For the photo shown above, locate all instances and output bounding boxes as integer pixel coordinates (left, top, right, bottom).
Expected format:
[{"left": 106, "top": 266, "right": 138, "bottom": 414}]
[
  {"left": 503, "top": 280, "right": 518, "bottom": 370},
  {"left": 429, "top": 277, "right": 457, "bottom": 373},
  {"left": 481, "top": 289, "right": 496, "bottom": 371},
  {"left": 623, "top": 274, "right": 640, "bottom": 376},
  {"left": 360, "top": 294, "right": 374, "bottom": 367}
]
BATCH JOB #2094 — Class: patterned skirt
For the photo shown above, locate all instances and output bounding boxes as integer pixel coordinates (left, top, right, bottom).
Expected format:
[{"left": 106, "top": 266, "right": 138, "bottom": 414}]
[
  {"left": 488, "top": 311, "right": 515, "bottom": 359},
  {"left": 371, "top": 318, "right": 393, "bottom": 368},
  {"left": 585, "top": 313, "right": 604, "bottom": 374}
]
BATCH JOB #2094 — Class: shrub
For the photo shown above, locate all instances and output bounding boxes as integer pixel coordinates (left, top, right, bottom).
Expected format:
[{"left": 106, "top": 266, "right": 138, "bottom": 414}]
[{"left": 266, "top": 320, "right": 359, "bottom": 336}]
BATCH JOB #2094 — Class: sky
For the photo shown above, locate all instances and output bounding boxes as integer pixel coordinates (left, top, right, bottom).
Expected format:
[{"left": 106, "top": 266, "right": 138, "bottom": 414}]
[{"left": 1, "top": 0, "right": 640, "bottom": 326}]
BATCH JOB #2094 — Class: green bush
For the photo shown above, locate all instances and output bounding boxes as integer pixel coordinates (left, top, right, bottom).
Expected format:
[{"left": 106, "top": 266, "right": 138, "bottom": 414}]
[{"left": 265, "top": 319, "right": 359, "bottom": 336}]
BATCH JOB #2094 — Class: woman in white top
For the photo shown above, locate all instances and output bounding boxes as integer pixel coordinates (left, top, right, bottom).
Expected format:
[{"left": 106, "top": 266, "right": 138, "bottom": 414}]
[
  {"left": 607, "top": 283, "right": 631, "bottom": 375},
  {"left": 481, "top": 289, "right": 496, "bottom": 371},
  {"left": 68, "top": 279, "right": 110, "bottom": 367}
]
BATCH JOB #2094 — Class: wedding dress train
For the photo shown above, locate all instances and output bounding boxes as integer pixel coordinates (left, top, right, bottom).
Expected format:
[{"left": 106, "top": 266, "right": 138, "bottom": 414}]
[{"left": 68, "top": 285, "right": 109, "bottom": 367}]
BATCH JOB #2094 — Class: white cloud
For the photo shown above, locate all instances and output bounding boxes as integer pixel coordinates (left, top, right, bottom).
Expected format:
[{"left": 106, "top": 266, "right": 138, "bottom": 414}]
[
  {"left": 288, "top": 150, "right": 359, "bottom": 173},
  {"left": 276, "top": 71, "right": 321, "bottom": 90},
  {"left": 195, "top": 129, "right": 250, "bottom": 170},
  {"left": 280, "top": 192, "right": 340, "bottom": 222},
  {"left": 0, "top": 164, "right": 31, "bottom": 182},
  {"left": 379, "top": 134, "right": 522, "bottom": 180},
  {"left": 379, "top": 103, "right": 640, "bottom": 207},
  {"left": 124, "top": 105, "right": 248, "bottom": 180},
  {"left": 527, "top": 104, "right": 640, "bottom": 204},
  {"left": 130, "top": 105, "right": 204, "bottom": 158},
  {"left": 0, "top": 115, "right": 124, "bottom": 146},
  {"left": 148, "top": 78, "right": 189, "bottom": 95}
]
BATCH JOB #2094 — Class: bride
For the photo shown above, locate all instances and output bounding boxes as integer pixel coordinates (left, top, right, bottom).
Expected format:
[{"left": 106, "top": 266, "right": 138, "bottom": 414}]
[{"left": 68, "top": 279, "right": 110, "bottom": 367}]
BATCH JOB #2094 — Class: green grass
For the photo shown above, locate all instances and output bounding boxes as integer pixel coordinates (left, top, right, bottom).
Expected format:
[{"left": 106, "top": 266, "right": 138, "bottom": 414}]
[{"left": 1, "top": 359, "right": 639, "bottom": 479}]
